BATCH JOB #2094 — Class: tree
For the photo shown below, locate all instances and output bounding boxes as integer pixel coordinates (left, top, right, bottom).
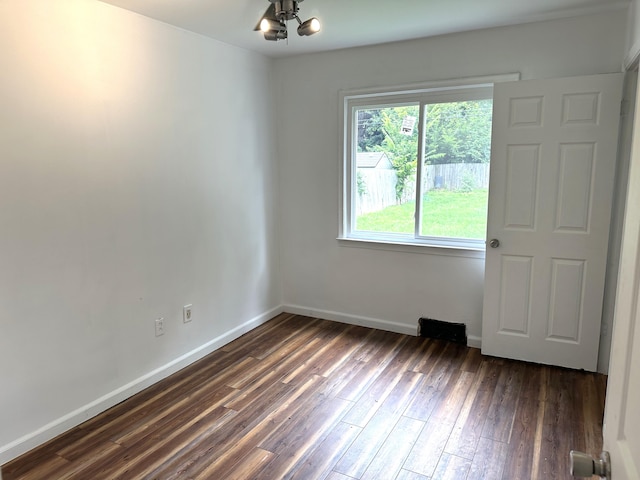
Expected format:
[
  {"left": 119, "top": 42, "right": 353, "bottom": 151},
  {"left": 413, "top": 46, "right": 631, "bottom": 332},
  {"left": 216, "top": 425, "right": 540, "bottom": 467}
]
[
  {"left": 356, "top": 109, "right": 384, "bottom": 152},
  {"left": 355, "top": 99, "right": 492, "bottom": 201},
  {"left": 357, "top": 106, "right": 419, "bottom": 201},
  {"left": 424, "top": 100, "right": 492, "bottom": 164}
]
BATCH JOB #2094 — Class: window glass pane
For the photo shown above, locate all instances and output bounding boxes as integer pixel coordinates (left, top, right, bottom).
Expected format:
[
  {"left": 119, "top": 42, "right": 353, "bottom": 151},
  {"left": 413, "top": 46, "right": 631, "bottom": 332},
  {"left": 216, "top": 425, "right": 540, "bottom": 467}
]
[
  {"left": 419, "top": 99, "right": 492, "bottom": 240},
  {"left": 354, "top": 105, "right": 419, "bottom": 234}
]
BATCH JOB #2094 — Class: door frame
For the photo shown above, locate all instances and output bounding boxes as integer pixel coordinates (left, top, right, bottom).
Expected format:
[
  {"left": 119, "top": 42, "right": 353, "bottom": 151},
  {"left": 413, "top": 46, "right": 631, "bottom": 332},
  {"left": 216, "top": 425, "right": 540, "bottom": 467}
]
[{"left": 602, "top": 69, "right": 640, "bottom": 479}]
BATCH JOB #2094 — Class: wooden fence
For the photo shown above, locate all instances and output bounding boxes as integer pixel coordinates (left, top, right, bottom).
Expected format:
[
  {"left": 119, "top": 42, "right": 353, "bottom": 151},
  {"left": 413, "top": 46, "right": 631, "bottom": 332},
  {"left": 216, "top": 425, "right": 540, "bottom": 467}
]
[
  {"left": 356, "top": 163, "right": 489, "bottom": 215},
  {"left": 423, "top": 163, "right": 489, "bottom": 191},
  {"left": 356, "top": 169, "right": 398, "bottom": 215}
]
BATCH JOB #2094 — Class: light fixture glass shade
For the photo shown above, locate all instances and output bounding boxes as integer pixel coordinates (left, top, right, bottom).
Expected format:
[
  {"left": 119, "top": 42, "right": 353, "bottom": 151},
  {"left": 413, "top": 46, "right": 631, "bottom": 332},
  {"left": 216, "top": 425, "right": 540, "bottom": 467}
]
[
  {"left": 260, "top": 18, "right": 286, "bottom": 32},
  {"left": 297, "top": 17, "right": 320, "bottom": 36}
]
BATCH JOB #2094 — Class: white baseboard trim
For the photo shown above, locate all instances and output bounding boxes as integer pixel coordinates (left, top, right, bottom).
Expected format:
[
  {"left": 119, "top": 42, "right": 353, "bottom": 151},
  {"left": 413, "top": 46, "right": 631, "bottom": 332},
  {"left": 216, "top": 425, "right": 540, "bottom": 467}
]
[
  {"left": 283, "top": 304, "right": 419, "bottom": 336},
  {"left": 0, "top": 305, "right": 283, "bottom": 466},
  {"left": 283, "top": 304, "right": 483, "bottom": 349},
  {"left": 467, "top": 335, "right": 482, "bottom": 349}
]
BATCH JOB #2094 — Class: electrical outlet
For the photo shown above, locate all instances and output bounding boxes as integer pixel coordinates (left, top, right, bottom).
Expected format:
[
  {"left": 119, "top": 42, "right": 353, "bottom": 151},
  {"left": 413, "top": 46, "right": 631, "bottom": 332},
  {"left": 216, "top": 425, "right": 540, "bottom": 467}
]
[
  {"left": 183, "top": 304, "right": 193, "bottom": 323},
  {"left": 155, "top": 317, "right": 165, "bottom": 337}
]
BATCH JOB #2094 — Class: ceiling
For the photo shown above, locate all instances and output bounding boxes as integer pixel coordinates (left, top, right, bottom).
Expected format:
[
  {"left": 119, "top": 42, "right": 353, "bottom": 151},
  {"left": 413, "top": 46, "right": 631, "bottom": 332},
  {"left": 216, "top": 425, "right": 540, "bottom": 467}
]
[{"left": 98, "top": 0, "right": 629, "bottom": 58}]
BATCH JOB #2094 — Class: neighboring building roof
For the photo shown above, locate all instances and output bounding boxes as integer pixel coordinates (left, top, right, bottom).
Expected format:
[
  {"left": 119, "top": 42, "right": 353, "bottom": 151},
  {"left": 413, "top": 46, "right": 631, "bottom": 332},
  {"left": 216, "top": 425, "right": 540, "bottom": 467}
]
[{"left": 356, "top": 152, "right": 392, "bottom": 169}]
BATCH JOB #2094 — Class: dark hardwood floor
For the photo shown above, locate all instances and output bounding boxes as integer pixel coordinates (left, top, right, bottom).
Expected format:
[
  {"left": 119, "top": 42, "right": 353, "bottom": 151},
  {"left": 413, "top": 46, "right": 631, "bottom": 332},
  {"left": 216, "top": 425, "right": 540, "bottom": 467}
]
[{"left": 2, "top": 313, "right": 607, "bottom": 480}]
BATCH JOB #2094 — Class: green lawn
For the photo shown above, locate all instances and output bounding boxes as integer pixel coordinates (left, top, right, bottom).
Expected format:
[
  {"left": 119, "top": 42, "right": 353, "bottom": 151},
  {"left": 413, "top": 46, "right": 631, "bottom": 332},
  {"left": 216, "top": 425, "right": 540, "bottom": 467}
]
[{"left": 356, "top": 189, "right": 488, "bottom": 239}]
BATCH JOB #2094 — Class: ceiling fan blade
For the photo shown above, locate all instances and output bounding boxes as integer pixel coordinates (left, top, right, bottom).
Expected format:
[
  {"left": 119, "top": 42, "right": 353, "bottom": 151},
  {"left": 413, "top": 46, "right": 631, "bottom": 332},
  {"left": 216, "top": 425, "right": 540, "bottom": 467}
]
[{"left": 253, "top": 3, "right": 276, "bottom": 31}]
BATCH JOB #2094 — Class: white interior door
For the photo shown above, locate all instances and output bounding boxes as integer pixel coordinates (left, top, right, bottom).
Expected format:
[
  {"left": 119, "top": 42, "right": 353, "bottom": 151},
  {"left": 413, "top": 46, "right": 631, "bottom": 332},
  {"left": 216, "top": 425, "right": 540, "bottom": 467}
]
[
  {"left": 602, "top": 72, "right": 640, "bottom": 479},
  {"left": 482, "top": 73, "right": 623, "bottom": 371}
]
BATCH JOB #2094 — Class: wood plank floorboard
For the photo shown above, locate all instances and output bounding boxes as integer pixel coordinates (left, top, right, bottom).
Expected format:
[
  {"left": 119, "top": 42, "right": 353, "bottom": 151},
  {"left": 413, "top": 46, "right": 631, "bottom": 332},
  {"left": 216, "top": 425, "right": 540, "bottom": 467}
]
[{"left": 2, "top": 313, "right": 607, "bottom": 480}]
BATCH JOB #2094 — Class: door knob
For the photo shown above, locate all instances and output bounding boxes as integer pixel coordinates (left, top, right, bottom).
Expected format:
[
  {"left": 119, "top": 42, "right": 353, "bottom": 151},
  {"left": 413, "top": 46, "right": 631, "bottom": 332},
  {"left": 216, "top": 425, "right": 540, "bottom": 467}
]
[
  {"left": 569, "top": 450, "right": 610, "bottom": 479},
  {"left": 489, "top": 238, "right": 500, "bottom": 248}
]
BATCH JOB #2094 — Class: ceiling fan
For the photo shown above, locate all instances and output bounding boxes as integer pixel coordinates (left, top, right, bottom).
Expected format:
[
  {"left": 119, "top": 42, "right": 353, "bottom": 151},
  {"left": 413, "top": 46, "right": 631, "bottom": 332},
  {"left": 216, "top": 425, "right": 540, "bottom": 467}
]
[{"left": 254, "top": 0, "right": 321, "bottom": 41}]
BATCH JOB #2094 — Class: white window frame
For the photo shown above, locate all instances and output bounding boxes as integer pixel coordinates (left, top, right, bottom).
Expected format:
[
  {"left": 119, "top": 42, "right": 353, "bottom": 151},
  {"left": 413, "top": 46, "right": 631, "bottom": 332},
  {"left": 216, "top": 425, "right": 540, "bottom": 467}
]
[{"left": 338, "top": 74, "right": 519, "bottom": 257}]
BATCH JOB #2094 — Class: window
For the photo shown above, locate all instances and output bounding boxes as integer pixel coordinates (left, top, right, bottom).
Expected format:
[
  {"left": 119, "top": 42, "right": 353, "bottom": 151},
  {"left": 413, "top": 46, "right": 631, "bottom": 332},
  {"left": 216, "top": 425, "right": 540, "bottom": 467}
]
[{"left": 340, "top": 78, "right": 507, "bottom": 252}]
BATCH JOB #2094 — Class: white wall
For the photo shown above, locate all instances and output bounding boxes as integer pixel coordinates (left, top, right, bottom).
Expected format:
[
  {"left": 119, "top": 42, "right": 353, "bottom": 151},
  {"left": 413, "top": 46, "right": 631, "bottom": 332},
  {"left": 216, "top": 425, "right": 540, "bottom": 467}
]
[
  {"left": 275, "top": 11, "right": 627, "bottom": 352},
  {"left": 0, "top": 0, "right": 280, "bottom": 462},
  {"left": 0, "top": 3, "right": 631, "bottom": 468}
]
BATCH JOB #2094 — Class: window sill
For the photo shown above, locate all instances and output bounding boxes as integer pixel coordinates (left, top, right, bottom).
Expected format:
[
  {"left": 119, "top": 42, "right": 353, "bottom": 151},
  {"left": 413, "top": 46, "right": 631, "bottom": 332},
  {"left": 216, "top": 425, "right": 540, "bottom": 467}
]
[{"left": 337, "top": 237, "right": 486, "bottom": 259}]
